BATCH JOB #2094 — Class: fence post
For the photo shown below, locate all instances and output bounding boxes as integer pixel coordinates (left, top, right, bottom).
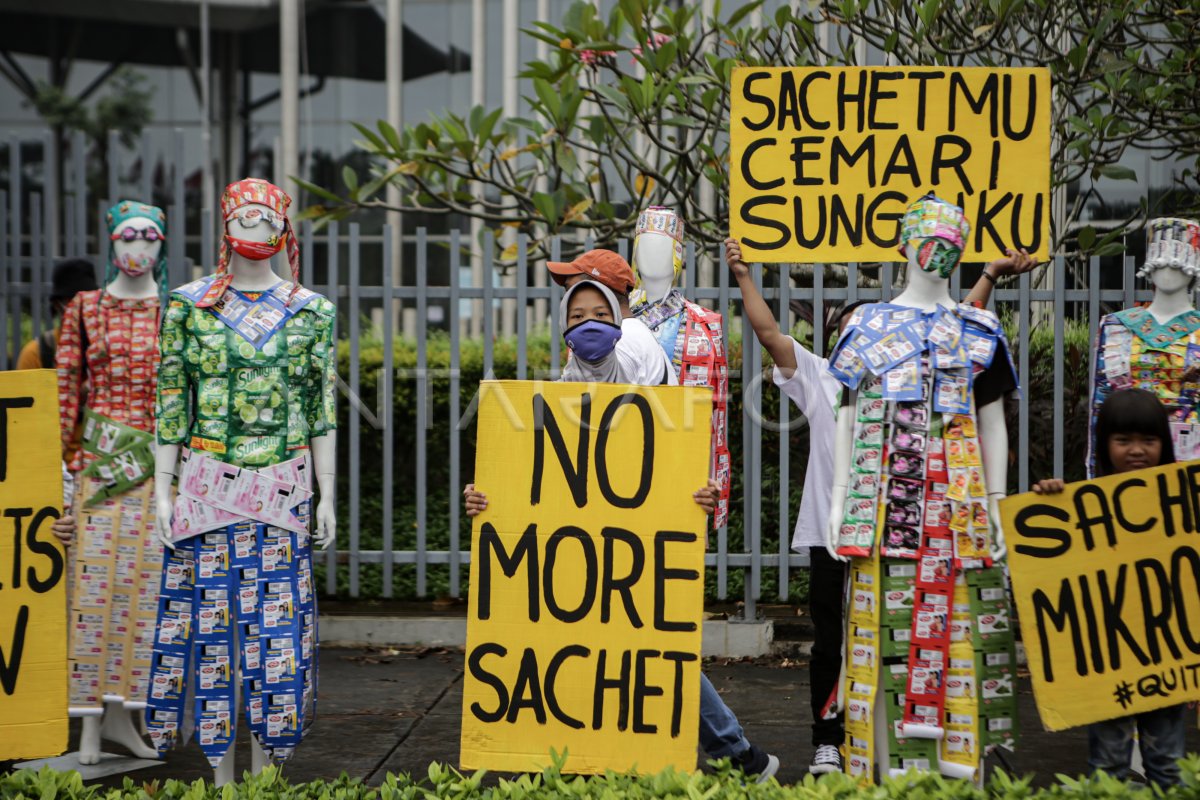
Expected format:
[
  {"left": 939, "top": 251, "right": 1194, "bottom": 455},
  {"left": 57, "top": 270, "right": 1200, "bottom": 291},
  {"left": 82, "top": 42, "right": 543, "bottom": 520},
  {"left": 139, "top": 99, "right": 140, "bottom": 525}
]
[{"left": 382, "top": 222, "right": 396, "bottom": 598}]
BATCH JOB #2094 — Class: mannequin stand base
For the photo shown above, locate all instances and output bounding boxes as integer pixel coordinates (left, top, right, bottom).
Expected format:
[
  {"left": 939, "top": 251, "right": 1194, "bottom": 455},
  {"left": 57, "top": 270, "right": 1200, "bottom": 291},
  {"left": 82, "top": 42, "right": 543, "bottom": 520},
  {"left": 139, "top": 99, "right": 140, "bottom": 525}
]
[
  {"left": 215, "top": 736, "right": 270, "bottom": 786},
  {"left": 80, "top": 703, "right": 159, "bottom": 764},
  {"left": 14, "top": 752, "right": 160, "bottom": 779}
]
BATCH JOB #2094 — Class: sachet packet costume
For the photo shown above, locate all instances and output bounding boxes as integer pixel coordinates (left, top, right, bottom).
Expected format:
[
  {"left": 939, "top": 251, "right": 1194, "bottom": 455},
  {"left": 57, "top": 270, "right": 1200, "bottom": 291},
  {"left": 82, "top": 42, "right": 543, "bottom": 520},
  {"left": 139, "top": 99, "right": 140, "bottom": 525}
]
[
  {"left": 58, "top": 200, "right": 167, "bottom": 715},
  {"left": 827, "top": 196, "right": 1019, "bottom": 779},
  {"left": 629, "top": 207, "right": 731, "bottom": 528},
  {"left": 1088, "top": 218, "right": 1200, "bottom": 474},
  {"left": 144, "top": 179, "right": 337, "bottom": 766}
]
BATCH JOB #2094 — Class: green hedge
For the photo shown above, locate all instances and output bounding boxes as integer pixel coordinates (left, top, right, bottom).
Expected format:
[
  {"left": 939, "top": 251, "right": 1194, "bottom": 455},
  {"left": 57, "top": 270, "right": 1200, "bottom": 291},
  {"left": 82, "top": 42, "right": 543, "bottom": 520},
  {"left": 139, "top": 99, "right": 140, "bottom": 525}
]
[
  {"left": 320, "top": 316, "right": 1094, "bottom": 603},
  {"left": 6, "top": 756, "right": 1200, "bottom": 799}
]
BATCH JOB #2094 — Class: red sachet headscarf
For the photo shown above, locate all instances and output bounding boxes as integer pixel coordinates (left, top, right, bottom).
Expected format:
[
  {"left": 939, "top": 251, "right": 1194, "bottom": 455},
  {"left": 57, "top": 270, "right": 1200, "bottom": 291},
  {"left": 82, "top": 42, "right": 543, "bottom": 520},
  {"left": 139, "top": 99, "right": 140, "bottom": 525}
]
[{"left": 197, "top": 178, "right": 302, "bottom": 308}]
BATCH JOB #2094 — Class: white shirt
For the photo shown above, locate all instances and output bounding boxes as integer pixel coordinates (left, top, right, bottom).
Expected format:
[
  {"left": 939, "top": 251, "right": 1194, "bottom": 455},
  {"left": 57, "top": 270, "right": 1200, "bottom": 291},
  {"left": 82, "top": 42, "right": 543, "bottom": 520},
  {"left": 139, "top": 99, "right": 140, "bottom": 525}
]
[
  {"left": 617, "top": 317, "right": 679, "bottom": 386},
  {"left": 773, "top": 337, "right": 840, "bottom": 550}
]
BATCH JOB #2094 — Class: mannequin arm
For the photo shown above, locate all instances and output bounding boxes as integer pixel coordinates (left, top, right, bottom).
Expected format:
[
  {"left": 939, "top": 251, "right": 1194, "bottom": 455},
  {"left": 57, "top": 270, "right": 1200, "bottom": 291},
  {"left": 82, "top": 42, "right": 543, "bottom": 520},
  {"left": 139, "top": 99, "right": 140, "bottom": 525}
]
[
  {"left": 977, "top": 398, "right": 1009, "bottom": 561},
  {"left": 826, "top": 399, "right": 854, "bottom": 562},
  {"left": 56, "top": 294, "right": 85, "bottom": 462},
  {"left": 155, "top": 443, "right": 181, "bottom": 548},
  {"left": 311, "top": 433, "right": 337, "bottom": 550}
]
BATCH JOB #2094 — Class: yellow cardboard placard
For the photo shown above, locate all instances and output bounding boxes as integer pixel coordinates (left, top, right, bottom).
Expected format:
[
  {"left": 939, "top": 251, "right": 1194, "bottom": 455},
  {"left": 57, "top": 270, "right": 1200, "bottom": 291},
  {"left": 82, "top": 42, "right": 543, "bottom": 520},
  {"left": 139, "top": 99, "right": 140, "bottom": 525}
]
[
  {"left": 0, "top": 370, "right": 67, "bottom": 758},
  {"left": 1000, "top": 461, "right": 1200, "bottom": 731},
  {"left": 461, "top": 381, "right": 711, "bottom": 774},
  {"left": 730, "top": 66, "right": 1051, "bottom": 263}
]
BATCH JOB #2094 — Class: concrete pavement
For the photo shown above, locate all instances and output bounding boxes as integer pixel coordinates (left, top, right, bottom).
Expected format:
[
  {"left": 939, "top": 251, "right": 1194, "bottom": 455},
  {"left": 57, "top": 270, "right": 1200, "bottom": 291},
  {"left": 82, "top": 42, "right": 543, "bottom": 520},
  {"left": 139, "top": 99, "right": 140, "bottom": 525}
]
[{"left": 39, "top": 646, "right": 1200, "bottom": 790}]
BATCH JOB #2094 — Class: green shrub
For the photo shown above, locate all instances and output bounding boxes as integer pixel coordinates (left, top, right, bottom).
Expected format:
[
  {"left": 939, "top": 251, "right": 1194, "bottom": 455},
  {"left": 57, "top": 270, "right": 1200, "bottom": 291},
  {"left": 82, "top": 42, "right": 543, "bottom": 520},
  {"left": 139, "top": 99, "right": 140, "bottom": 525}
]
[
  {"left": 6, "top": 754, "right": 1200, "bottom": 799},
  {"left": 321, "top": 315, "right": 1094, "bottom": 604}
]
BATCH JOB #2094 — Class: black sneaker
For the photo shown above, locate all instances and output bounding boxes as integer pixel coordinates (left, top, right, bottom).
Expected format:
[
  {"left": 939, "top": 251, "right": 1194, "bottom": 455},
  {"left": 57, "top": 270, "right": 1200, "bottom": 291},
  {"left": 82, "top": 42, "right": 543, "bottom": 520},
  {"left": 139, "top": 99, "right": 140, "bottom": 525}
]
[
  {"left": 735, "top": 744, "right": 780, "bottom": 783},
  {"left": 809, "top": 743, "right": 844, "bottom": 774}
]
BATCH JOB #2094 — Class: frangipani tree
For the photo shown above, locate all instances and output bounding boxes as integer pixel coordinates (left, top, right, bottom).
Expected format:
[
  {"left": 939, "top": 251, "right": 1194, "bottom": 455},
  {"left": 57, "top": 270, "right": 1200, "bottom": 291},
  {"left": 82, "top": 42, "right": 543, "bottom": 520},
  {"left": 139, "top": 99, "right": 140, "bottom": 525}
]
[{"left": 299, "top": 0, "right": 1199, "bottom": 264}]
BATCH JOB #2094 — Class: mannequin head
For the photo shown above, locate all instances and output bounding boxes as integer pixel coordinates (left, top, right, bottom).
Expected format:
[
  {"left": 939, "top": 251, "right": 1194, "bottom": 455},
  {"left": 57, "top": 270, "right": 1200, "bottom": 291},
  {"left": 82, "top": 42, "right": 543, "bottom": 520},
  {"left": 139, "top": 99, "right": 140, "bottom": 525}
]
[
  {"left": 898, "top": 193, "right": 971, "bottom": 281},
  {"left": 1139, "top": 217, "right": 1200, "bottom": 296},
  {"left": 104, "top": 200, "right": 167, "bottom": 292},
  {"left": 201, "top": 178, "right": 301, "bottom": 308},
  {"left": 631, "top": 206, "right": 684, "bottom": 303}
]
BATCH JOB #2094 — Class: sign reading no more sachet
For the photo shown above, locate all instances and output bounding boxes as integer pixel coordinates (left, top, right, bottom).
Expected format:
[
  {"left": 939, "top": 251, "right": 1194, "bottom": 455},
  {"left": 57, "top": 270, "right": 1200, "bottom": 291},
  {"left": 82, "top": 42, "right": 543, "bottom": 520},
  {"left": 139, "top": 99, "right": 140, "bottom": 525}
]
[
  {"left": 461, "top": 381, "right": 712, "bottom": 774},
  {"left": 1001, "top": 460, "right": 1200, "bottom": 731},
  {"left": 730, "top": 66, "right": 1051, "bottom": 263}
]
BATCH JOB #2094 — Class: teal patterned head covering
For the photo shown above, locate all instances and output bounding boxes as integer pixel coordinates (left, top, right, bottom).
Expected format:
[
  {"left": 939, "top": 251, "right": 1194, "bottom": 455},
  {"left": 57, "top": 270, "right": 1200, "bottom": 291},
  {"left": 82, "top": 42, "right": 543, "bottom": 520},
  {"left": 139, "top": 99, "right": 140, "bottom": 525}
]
[{"left": 104, "top": 199, "right": 168, "bottom": 301}]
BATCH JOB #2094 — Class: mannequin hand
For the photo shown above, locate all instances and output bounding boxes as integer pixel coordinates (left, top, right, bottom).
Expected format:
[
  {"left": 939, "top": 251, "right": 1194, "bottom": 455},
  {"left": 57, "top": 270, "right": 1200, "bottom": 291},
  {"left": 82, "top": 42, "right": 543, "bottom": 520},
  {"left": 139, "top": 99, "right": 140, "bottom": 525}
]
[
  {"left": 52, "top": 514, "right": 75, "bottom": 547},
  {"left": 826, "top": 495, "right": 848, "bottom": 562},
  {"left": 464, "top": 483, "right": 488, "bottom": 517},
  {"left": 986, "top": 248, "right": 1036, "bottom": 280},
  {"left": 988, "top": 494, "right": 1007, "bottom": 562},
  {"left": 723, "top": 238, "right": 750, "bottom": 281},
  {"left": 155, "top": 482, "right": 176, "bottom": 550},
  {"left": 313, "top": 497, "right": 336, "bottom": 551}
]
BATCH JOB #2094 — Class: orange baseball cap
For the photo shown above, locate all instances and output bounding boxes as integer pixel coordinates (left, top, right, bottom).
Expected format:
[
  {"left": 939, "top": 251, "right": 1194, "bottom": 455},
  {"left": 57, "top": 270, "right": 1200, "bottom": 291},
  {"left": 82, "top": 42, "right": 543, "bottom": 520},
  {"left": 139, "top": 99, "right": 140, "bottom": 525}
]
[{"left": 546, "top": 249, "right": 636, "bottom": 295}]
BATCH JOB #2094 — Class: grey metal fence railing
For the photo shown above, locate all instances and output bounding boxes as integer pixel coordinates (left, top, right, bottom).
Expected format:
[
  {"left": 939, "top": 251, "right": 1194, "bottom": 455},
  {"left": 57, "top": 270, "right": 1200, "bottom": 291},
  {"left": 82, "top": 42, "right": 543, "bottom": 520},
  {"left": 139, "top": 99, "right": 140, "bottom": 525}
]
[{"left": 0, "top": 129, "right": 1151, "bottom": 618}]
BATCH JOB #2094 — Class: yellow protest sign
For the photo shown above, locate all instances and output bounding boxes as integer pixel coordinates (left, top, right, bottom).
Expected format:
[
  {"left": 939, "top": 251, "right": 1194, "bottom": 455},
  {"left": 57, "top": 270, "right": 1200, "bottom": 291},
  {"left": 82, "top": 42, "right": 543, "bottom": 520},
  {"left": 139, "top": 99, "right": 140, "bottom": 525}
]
[
  {"left": 461, "top": 381, "right": 711, "bottom": 774},
  {"left": 0, "top": 369, "right": 67, "bottom": 758},
  {"left": 1000, "top": 461, "right": 1200, "bottom": 731},
  {"left": 730, "top": 66, "right": 1051, "bottom": 263}
]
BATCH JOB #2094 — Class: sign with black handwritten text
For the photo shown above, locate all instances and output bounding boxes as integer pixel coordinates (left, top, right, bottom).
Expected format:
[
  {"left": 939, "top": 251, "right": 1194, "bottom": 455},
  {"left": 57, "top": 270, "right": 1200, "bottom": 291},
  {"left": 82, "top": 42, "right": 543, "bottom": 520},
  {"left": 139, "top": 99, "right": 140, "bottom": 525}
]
[
  {"left": 0, "top": 370, "right": 67, "bottom": 758},
  {"left": 1001, "top": 461, "right": 1200, "bottom": 731},
  {"left": 460, "top": 381, "right": 711, "bottom": 774},
  {"left": 730, "top": 67, "right": 1051, "bottom": 263}
]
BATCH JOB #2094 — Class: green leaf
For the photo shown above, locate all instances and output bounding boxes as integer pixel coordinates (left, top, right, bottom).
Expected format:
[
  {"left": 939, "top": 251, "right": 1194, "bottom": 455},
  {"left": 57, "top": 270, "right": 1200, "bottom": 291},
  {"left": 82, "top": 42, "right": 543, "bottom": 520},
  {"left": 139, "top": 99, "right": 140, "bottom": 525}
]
[
  {"left": 726, "top": 0, "right": 765, "bottom": 27},
  {"left": 342, "top": 165, "right": 359, "bottom": 193},
  {"left": 294, "top": 178, "right": 348, "bottom": 206},
  {"left": 533, "top": 78, "right": 562, "bottom": 120},
  {"left": 1077, "top": 225, "right": 1097, "bottom": 250},
  {"left": 1096, "top": 164, "right": 1138, "bottom": 181}
]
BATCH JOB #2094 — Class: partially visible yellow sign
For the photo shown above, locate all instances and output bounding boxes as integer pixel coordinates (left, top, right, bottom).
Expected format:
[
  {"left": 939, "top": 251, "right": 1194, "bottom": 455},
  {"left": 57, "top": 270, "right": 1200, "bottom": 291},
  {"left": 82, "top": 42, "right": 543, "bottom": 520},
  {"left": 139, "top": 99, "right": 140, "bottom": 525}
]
[
  {"left": 1001, "top": 460, "right": 1200, "bottom": 731},
  {"left": 0, "top": 370, "right": 67, "bottom": 758},
  {"left": 730, "top": 66, "right": 1051, "bottom": 263},
  {"left": 461, "top": 381, "right": 711, "bottom": 774}
]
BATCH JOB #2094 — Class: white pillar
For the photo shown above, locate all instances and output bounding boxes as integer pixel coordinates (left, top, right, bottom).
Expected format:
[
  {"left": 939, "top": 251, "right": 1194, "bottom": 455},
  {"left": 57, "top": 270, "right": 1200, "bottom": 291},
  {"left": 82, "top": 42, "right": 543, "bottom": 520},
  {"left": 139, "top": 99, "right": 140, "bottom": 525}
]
[
  {"left": 531, "top": 0, "right": 549, "bottom": 330},
  {"left": 470, "top": 0, "right": 486, "bottom": 337},
  {"left": 279, "top": 0, "right": 299, "bottom": 194},
  {"left": 200, "top": 0, "right": 214, "bottom": 214},
  {"left": 500, "top": 0, "right": 519, "bottom": 338},
  {"left": 387, "top": 0, "right": 408, "bottom": 338}
]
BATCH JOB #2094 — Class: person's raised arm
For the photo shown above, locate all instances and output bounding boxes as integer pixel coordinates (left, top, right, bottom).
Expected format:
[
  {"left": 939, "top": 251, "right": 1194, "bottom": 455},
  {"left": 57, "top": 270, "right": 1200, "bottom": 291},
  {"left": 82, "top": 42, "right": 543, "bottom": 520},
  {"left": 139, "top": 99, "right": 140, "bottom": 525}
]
[
  {"left": 725, "top": 238, "right": 798, "bottom": 377},
  {"left": 963, "top": 248, "right": 1036, "bottom": 306}
]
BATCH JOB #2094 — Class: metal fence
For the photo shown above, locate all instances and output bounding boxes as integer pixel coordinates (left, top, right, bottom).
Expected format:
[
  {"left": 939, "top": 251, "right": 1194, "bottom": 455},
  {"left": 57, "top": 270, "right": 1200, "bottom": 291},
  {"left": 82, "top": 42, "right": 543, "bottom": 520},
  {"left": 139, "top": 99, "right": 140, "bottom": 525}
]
[{"left": 0, "top": 128, "right": 1152, "bottom": 618}]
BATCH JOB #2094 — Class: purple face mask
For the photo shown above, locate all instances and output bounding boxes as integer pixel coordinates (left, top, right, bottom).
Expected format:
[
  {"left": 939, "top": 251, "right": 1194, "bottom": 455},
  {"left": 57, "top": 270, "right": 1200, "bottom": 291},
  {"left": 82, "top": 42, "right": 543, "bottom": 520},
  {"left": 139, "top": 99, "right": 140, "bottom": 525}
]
[{"left": 564, "top": 319, "right": 622, "bottom": 362}]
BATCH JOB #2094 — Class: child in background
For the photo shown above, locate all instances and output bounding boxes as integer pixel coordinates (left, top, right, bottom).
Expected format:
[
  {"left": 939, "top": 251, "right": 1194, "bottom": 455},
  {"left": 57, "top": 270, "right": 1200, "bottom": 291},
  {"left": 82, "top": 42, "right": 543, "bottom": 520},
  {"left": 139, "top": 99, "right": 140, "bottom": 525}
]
[{"left": 1031, "top": 387, "right": 1183, "bottom": 788}]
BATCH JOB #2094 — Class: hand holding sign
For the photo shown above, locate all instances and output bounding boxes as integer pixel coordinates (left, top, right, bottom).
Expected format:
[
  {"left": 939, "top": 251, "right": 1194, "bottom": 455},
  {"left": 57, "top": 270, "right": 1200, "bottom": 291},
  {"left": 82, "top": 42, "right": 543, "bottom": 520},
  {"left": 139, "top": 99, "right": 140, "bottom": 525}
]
[
  {"left": 461, "top": 381, "right": 711, "bottom": 775},
  {"left": 1001, "top": 461, "right": 1200, "bottom": 730}
]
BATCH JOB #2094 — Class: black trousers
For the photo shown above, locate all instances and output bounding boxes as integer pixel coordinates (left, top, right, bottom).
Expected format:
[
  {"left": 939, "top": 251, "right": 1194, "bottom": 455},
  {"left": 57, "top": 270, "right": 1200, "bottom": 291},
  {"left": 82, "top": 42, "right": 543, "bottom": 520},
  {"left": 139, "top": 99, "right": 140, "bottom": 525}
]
[{"left": 808, "top": 546, "right": 847, "bottom": 747}]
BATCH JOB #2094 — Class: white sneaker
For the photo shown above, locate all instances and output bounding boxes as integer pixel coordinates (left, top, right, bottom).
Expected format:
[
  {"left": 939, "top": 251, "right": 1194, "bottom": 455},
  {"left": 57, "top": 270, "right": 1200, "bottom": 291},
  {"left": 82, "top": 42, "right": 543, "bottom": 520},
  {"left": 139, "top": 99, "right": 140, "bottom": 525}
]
[{"left": 809, "top": 744, "right": 843, "bottom": 774}]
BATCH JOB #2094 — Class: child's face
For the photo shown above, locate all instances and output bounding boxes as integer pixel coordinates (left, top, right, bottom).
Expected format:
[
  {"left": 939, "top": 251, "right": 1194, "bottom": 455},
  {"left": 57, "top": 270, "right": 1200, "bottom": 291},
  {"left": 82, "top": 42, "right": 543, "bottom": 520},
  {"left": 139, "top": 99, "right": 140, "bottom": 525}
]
[
  {"left": 1108, "top": 432, "right": 1163, "bottom": 473},
  {"left": 567, "top": 286, "right": 615, "bottom": 326}
]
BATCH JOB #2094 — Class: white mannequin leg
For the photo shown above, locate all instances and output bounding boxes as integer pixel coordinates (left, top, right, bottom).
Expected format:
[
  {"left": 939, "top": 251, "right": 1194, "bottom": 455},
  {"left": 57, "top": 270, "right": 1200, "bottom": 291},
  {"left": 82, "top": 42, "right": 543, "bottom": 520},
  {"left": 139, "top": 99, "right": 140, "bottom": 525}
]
[
  {"left": 79, "top": 716, "right": 102, "bottom": 765},
  {"left": 99, "top": 702, "right": 159, "bottom": 759},
  {"left": 214, "top": 746, "right": 237, "bottom": 787},
  {"left": 251, "top": 736, "right": 269, "bottom": 772}
]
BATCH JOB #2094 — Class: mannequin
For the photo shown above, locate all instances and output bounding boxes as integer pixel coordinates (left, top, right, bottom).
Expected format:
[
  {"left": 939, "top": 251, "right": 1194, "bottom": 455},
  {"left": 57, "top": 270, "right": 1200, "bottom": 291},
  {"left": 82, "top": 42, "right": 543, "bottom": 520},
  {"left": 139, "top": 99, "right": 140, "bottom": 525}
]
[
  {"left": 147, "top": 178, "right": 337, "bottom": 785},
  {"left": 1088, "top": 217, "right": 1200, "bottom": 473},
  {"left": 629, "top": 207, "right": 731, "bottom": 528},
  {"left": 56, "top": 200, "right": 167, "bottom": 765},
  {"left": 824, "top": 194, "right": 1018, "bottom": 782}
]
